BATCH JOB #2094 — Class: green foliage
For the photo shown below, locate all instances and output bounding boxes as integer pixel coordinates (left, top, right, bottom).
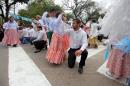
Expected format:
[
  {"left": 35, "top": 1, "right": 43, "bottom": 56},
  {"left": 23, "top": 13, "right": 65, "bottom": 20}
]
[
  {"left": 63, "top": 0, "right": 105, "bottom": 23},
  {"left": 0, "top": 0, "right": 30, "bottom": 22},
  {"left": 66, "top": 13, "right": 74, "bottom": 20},
  {"left": 18, "top": 0, "right": 62, "bottom": 18},
  {"left": 0, "top": 17, "right": 3, "bottom": 24}
]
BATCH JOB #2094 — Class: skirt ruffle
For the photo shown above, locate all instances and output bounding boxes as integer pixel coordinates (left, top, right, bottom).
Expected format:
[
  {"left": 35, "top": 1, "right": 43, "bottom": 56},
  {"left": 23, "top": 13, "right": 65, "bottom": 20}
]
[
  {"left": 46, "top": 33, "right": 69, "bottom": 64},
  {"left": 2, "top": 29, "right": 20, "bottom": 45}
]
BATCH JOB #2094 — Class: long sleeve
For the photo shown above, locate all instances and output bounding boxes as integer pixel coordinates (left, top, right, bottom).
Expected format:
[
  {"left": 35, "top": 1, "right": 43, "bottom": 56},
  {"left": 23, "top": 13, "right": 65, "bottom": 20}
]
[
  {"left": 42, "top": 12, "right": 48, "bottom": 20},
  {"left": 54, "top": 19, "right": 72, "bottom": 35},
  {"left": 33, "top": 33, "right": 43, "bottom": 42},
  {"left": 43, "top": 32, "right": 47, "bottom": 41},
  {"left": 31, "top": 22, "right": 37, "bottom": 31},
  {"left": 3, "top": 23, "right": 8, "bottom": 30},
  {"left": 51, "top": 13, "right": 65, "bottom": 34},
  {"left": 80, "top": 31, "right": 88, "bottom": 51},
  {"left": 42, "top": 12, "right": 64, "bottom": 32},
  {"left": 6, "top": 21, "right": 18, "bottom": 30},
  {"left": 33, "top": 30, "right": 47, "bottom": 42},
  {"left": 42, "top": 12, "right": 50, "bottom": 31},
  {"left": 55, "top": 14, "right": 63, "bottom": 23},
  {"left": 28, "top": 29, "right": 36, "bottom": 37},
  {"left": 64, "top": 29, "right": 72, "bottom": 36},
  {"left": 42, "top": 12, "right": 48, "bottom": 24}
]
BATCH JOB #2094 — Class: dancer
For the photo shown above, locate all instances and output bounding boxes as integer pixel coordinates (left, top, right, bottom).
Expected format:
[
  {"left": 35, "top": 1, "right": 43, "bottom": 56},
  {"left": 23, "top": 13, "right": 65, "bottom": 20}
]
[
  {"left": 32, "top": 26, "right": 47, "bottom": 53},
  {"left": 64, "top": 19, "right": 88, "bottom": 74},
  {"left": 42, "top": 9, "right": 57, "bottom": 45},
  {"left": 46, "top": 13, "right": 69, "bottom": 64},
  {"left": 89, "top": 20, "right": 99, "bottom": 48},
  {"left": 2, "top": 16, "right": 20, "bottom": 47}
]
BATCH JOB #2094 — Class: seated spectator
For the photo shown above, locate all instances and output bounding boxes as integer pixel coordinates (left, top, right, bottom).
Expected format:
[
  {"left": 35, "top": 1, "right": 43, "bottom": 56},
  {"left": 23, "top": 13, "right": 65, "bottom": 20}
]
[
  {"left": 28, "top": 25, "right": 37, "bottom": 44},
  {"left": 32, "top": 26, "right": 47, "bottom": 53},
  {"left": 18, "top": 26, "right": 24, "bottom": 40},
  {"left": 21, "top": 25, "right": 36, "bottom": 44},
  {"left": 20, "top": 26, "right": 30, "bottom": 44}
]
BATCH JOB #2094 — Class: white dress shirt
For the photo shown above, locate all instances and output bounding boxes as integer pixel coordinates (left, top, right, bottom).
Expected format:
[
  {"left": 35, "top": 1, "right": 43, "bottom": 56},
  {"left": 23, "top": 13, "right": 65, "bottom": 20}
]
[
  {"left": 42, "top": 12, "right": 88, "bottom": 51},
  {"left": 33, "top": 30, "right": 47, "bottom": 42},
  {"left": 65, "top": 28, "right": 88, "bottom": 51},
  {"left": 22, "top": 28, "right": 29, "bottom": 37},
  {"left": 36, "top": 19, "right": 44, "bottom": 26},
  {"left": 28, "top": 28, "right": 36, "bottom": 37}
]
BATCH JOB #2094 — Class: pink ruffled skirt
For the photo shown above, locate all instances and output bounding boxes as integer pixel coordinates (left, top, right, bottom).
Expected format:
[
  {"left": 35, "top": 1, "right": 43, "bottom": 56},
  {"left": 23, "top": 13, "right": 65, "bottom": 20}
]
[
  {"left": 46, "top": 33, "right": 69, "bottom": 64},
  {"left": 2, "top": 29, "right": 20, "bottom": 45}
]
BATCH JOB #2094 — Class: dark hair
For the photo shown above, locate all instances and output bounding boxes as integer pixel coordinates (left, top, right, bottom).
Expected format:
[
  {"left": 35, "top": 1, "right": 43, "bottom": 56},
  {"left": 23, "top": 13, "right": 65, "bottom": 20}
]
[
  {"left": 30, "top": 25, "right": 33, "bottom": 28},
  {"left": 9, "top": 16, "right": 13, "bottom": 19},
  {"left": 92, "top": 19, "right": 96, "bottom": 23},
  {"left": 97, "top": 26, "right": 101, "bottom": 30},
  {"left": 18, "top": 26, "right": 23, "bottom": 30},
  {"left": 56, "top": 12, "right": 61, "bottom": 18},
  {"left": 49, "top": 8, "right": 56, "bottom": 13},
  {"left": 80, "top": 25, "right": 84, "bottom": 28},
  {"left": 37, "top": 26, "right": 42, "bottom": 30},
  {"left": 73, "top": 19, "right": 81, "bottom": 24}
]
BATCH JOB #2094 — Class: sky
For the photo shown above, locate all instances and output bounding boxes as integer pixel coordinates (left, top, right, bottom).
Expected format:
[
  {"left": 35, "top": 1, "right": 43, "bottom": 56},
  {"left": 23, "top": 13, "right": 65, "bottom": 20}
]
[
  {"left": 54, "top": 0, "right": 112, "bottom": 7},
  {"left": 13, "top": 0, "right": 112, "bottom": 14}
]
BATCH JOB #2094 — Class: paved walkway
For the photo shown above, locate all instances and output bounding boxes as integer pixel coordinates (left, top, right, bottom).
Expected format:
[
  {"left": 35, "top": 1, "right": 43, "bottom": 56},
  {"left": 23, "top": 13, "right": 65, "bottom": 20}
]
[{"left": 0, "top": 44, "right": 122, "bottom": 86}]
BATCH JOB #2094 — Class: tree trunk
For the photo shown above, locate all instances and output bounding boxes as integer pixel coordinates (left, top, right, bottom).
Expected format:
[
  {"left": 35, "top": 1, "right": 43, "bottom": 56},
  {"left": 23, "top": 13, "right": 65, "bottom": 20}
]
[
  {"left": 4, "top": 0, "right": 10, "bottom": 22},
  {"left": 73, "top": 11, "right": 77, "bottom": 19},
  {"left": 0, "top": 5, "right": 5, "bottom": 22},
  {"left": 5, "top": 6, "right": 10, "bottom": 22}
]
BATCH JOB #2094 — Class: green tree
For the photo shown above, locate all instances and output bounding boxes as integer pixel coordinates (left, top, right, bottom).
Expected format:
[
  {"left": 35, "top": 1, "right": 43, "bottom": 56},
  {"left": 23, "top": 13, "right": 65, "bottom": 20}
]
[
  {"left": 19, "top": 0, "right": 62, "bottom": 18},
  {"left": 66, "top": 13, "right": 74, "bottom": 20},
  {"left": 63, "top": 0, "right": 105, "bottom": 24},
  {"left": 0, "top": 0, "right": 29, "bottom": 21}
]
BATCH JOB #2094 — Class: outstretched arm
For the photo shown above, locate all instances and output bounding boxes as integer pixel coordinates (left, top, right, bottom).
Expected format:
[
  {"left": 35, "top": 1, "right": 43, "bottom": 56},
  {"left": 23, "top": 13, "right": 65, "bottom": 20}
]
[{"left": 42, "top": 12, "right": 48, "bottom": 20}]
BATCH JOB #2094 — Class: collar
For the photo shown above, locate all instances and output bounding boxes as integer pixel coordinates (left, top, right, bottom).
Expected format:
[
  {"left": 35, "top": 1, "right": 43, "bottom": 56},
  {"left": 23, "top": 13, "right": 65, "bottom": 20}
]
[{"left": 74, "top": 28, "right": 81, "bottom": 33}]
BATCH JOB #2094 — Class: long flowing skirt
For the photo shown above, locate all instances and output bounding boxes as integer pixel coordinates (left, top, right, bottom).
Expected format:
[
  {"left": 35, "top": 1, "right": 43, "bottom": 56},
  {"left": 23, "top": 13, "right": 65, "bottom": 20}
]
[
  {"left": 2, "top": 29, "right": 20, "bottom": 45},
  {"left": 107, "top": 49, "right": 130, "bottom": 78},
  {"left": 46, "top": 33, "right": 69, "bottom": 64}
]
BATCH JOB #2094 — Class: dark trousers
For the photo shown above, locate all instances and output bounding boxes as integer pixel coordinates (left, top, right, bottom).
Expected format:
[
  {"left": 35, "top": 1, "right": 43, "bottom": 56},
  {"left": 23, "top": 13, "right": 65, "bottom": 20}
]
[
  {"left": 20, "top": 37, "right": 30, "bottom": 44},
  {"left": 0, "top": 31, "right": 4, "bottom": 42},
  {"left": 97, "top": 34, "right": 103, "bottom": 42},
  {"left": 47, "top": 31, "right": 53, "bottom": 45},
  {"left": 33, "top": 40, "right": 47, "bottom": 50},
  {"left": 97, "top": 34, "right": 109, "bottom": 42},
  {"left": 68, "top": 48, "right": 88, "bottom": 68},
  {"left": 30, "top": 37, "right": 36, "bottom": 45},
  {"left": 128, "top": 78, "right": 130, "bottom": 86}
]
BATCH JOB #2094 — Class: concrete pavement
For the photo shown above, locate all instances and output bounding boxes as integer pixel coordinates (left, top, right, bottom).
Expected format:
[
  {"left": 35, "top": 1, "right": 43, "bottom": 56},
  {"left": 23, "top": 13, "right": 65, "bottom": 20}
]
[
  {"left": 0, "top": 44, "right": 122, "bottom": 86},
  {"left": 0, "top": 45, "right": 9, "bottom": 86}
]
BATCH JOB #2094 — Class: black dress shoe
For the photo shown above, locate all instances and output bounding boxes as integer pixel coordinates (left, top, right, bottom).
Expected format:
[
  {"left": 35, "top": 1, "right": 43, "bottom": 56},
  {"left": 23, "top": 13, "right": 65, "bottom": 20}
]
[
  {"left": 13, "top": 44, "right": 17, "bottom": 47},
  {"left": 45, "top": 45, "right": 47, "bottom": 49},
  {"left": 78, "top": 67, "right": 83, "bottom": 74},
  {"left": 7, "top": 44, "right": 11, "bottom": 46},
  {"left": 34, "top": 50, "right": 41, "bottom": 53}
]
